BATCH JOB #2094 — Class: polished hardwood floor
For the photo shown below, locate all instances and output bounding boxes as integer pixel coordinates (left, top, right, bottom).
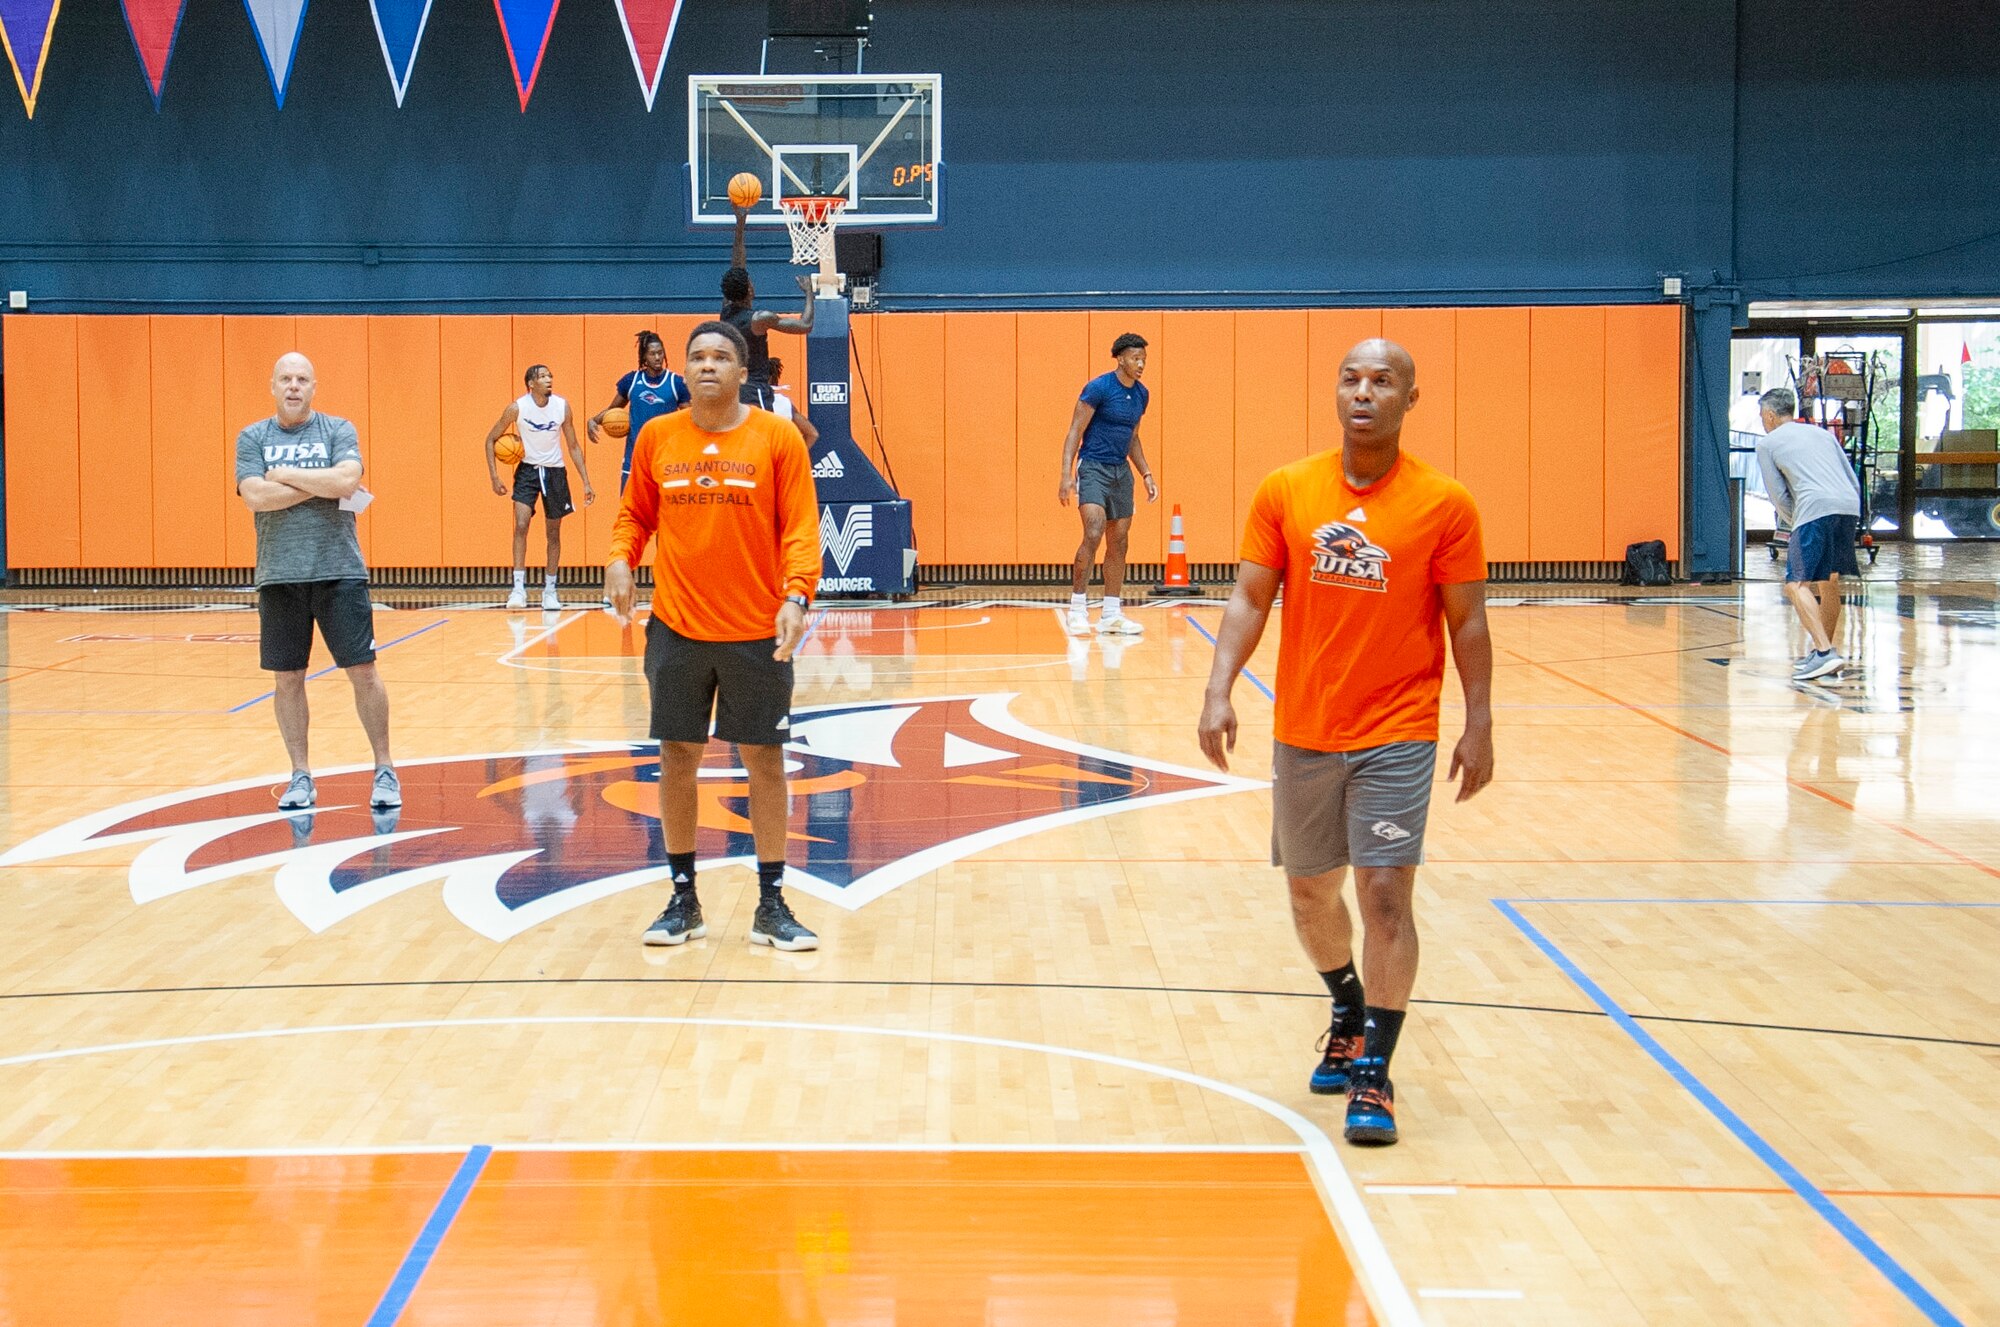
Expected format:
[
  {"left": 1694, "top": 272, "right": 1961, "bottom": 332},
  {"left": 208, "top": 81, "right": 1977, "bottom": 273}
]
[{"left": 1, "top": 567, "right": 1996, "bottom": 1325}]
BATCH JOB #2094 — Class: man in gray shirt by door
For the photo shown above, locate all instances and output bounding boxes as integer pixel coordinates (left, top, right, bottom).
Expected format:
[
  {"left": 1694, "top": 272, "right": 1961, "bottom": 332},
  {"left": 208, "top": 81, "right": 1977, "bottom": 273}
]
[
  {"left": 1756, "top": 387, "right": 1863, "bottom": 680},
  {"left": 234, "top": 353, "right": 400, "bottom": 810}
]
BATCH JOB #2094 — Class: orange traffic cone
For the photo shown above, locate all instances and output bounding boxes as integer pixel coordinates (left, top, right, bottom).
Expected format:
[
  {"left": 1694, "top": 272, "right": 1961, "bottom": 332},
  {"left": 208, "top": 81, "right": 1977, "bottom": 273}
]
[{"left": 1153, "top": 504, "right": 1201, "bottom": 597}]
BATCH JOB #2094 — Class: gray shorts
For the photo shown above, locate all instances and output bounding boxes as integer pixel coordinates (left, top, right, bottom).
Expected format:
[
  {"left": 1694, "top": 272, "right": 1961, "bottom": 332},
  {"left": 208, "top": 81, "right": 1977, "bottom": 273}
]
[
  {"left": 1271, "top": 739, "right": 1438, "bottom": 874},
  {"left": 1076, "top": 460, "right": 1135, "bottom": 520}
]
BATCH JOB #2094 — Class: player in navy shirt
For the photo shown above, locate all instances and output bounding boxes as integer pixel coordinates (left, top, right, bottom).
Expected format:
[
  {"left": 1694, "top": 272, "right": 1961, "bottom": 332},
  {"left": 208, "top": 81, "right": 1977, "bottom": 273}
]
[
  {"left": 1058, "top": 332, "right": 1158, "bottom": 635},
  {"left": 588, "top": 330, "right": 691, "bottom": 492}
]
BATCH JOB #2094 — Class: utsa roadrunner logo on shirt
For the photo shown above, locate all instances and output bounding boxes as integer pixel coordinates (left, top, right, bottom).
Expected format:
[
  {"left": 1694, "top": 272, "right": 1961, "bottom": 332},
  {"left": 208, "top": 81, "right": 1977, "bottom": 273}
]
[
  {"left": 0, "top": 695, "right": 1258, "bottom": 943},
  {"left": 1309, "top": 521, "right": 1391, "bottom": 592}
]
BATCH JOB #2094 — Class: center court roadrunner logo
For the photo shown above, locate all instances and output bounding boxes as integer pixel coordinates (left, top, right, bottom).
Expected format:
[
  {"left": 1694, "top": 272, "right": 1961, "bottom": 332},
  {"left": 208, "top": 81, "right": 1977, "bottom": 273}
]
[
  {"left": 1309, "top": 521, "right": 1391, "bottom": 592},
  {"left": 0, "top": 695, "right": 1260, "bottom": 943}
]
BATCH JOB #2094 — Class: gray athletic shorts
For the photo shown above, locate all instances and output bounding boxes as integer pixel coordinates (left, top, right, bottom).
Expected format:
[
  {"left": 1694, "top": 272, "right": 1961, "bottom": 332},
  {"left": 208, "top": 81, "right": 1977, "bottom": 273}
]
[
  {"left": 1076, "top": 460, "right": 1135, "bottom": 520},
  {"left": 1271, "top": 739, "right": 1438, "bottom": 874}
]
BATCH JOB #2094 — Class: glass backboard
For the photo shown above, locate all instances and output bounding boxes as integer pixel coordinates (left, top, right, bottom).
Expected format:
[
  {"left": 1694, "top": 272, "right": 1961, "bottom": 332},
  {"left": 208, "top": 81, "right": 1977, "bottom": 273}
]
[{"left": 688, "top": 74, "right": 942, "bottom": 227}]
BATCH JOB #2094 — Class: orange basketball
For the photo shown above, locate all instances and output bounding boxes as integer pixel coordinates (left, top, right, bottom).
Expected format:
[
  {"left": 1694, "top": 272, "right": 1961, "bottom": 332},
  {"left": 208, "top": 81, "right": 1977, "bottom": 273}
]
[
  {"left": 601, "top": 407, "right": 630, "bottom": 439},
  {"left": 728, "top": 172, "right": 764, "bottom": 209},
  {"left": 494, "top": 431, "right": 523, "bottom": 466}
]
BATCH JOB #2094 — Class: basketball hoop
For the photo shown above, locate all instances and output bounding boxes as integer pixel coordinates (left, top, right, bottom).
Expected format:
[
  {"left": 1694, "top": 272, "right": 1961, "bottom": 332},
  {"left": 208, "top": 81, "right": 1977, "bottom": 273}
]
[{"left": 779, "top": 195, "right": 846, "bottom": 267}]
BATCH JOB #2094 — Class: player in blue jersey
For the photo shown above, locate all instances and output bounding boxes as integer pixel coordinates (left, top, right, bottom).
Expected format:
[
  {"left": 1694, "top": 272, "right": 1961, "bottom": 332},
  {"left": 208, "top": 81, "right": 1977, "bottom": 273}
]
[
  {"left": 1058, "top": 332, "right": 1158, "bottom": 635},
  {"left": 588, "top": 330, "right": 691, "bottom": 493}
]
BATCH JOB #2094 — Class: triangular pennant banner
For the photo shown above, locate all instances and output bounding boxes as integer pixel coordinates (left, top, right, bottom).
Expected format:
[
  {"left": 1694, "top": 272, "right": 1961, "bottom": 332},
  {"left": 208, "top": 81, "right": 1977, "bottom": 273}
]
[
  {"left": 493, "top": 0, "right": 558, "bottom": 111},
  {"left": 121, "top": 0, "right": 187, "bottom": 108},
  {"left": 242, "top": 0, "right": 308, "bottom": 107},
  {"left": 0, "top": 0, "right": 61, "bottom": 117},
  {"left": 612, "top": 0, "right": 680, "bottom": 111},
  {"left": 369, "top": 0, "right": 432, "bottom": 105}
]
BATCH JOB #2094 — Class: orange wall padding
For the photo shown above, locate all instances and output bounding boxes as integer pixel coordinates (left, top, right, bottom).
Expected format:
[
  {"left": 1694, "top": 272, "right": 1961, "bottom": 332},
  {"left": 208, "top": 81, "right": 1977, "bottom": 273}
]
[{"left": 2, "top": 306, "right": 1682, "bottom": 570}]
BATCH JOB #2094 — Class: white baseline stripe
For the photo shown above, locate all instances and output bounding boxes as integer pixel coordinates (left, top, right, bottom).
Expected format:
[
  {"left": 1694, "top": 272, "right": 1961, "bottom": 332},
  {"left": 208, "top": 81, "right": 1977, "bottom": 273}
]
[
  {"left": 0, "top": 1014, "right": 1420, "bottom": 1327},
  {"left": 1367, "top": 1184, "right": 1461, "bottom": 1195},
  {"left": 1418, "top": 1288, "right": 1525, "bottom": 1301}
]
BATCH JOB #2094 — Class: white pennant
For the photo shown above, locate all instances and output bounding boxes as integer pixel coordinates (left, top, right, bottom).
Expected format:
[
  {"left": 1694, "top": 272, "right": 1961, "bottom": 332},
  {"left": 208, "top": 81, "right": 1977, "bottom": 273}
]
[{"left": 242, "top": 0, "right": 310, "bottom": 106}]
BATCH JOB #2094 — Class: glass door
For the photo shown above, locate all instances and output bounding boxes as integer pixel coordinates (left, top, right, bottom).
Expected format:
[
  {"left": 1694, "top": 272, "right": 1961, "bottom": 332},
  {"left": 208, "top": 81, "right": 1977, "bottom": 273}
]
[
  {"left": 1728, "top": 335, "right": 1800, "bottom": 538},
  {"left": 1911, "top": 321, "right": 2000, "bottom": 539},
  {"left": 1802, "top": 332, "right": 1904, "bottom": 536}
]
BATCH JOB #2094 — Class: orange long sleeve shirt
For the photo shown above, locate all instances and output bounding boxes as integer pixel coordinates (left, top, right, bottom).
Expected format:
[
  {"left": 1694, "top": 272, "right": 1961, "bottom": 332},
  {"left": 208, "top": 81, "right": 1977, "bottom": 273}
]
[{"left": 610, "top": 408, "right": 821, "bottom": 642}]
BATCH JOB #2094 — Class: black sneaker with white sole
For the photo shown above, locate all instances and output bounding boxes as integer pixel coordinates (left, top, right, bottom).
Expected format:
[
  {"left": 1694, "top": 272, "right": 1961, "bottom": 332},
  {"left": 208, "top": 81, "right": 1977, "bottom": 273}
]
[
  {"left": 643, "top": 892, "right": 706, "bottom": 946},
  {"left": 750, "top": 894, "right": 819, "bottom": 951}
]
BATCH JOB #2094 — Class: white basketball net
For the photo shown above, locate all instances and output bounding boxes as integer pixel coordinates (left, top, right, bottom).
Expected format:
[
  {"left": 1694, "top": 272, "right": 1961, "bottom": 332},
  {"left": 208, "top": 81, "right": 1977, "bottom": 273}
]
[{"left": 780, "top": 196, "right": 846, "bottom": 267}]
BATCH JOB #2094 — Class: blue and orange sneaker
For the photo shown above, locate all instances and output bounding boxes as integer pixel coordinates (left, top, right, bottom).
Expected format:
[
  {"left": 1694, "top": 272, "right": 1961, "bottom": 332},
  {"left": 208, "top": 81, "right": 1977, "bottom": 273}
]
[
  {"left": 1310, "top": 1028, "right": 1365, "bottom": 1095},
  {"left": 1344, "top": 1057, "right": 1398, "bottom": 1146}
]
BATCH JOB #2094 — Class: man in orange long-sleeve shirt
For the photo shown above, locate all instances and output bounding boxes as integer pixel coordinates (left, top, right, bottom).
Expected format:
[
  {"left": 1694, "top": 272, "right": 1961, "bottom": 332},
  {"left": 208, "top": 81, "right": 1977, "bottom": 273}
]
[{"left": 606, "top": 320, "right": 823, "bottom": 951}]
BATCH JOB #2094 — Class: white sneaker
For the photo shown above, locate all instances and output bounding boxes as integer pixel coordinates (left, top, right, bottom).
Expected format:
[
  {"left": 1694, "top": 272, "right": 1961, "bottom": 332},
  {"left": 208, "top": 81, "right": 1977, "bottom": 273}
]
[
  {"left": 542, "top": 586, "right": 562, "bottom": 611},
  {"left": 505, "top": 586, "right": 527, "bottom": 610},
  {"left": 1065, "top": 609, "right": 1094, "bottom": 635},
  {"left": 1097, "top": 614, "right": 1144, "bottom": 635}
]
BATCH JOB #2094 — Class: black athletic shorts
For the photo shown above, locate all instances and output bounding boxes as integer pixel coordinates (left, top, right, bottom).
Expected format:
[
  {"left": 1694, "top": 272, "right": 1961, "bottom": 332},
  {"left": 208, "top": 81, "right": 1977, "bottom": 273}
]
[
  {"left": 643, "top": 617, "right": 794, "bottom": 746},
  {"left": 1077, "top": 459, "right": 1136, "bottom": 520},
  {"left": 510, "top": 463, "right": 574, "bottom": 517},
  {"left": 258, "top": 579, "right": 375, "bottom": 673}
]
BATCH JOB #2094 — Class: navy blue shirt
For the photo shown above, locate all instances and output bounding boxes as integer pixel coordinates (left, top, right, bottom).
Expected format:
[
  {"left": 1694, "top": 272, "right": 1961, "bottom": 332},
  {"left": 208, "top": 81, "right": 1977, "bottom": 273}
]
[
  {"left": 1078, "top": 371, "right": 1149, "bottom": 465},
  {"left": 616, "top": 369, "right": 690, "bottom": 483}
]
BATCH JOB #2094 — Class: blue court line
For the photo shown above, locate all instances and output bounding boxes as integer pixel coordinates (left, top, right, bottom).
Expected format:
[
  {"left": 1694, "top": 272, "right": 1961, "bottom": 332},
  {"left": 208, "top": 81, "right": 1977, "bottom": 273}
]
[
  {"left": 226, "top": 619, "right": 450, "bottom": 713},
  {"left": 365, "top": 1143, "right": 492, "bottom": 1327},
  {"left": 1183, "top": 615, "right": 1275, "bottom": 701},
  {"left": 1493, "top": 899, "right": 1965, "bottom": 1327}
]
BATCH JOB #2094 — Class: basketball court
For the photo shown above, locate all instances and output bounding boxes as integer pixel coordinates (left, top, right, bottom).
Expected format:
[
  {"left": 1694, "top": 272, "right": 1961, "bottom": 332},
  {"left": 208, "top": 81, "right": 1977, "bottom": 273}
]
[
  {"left": 1, "top": 573, "right": 1997, "bottom": 1324},
  {"left": 3, "top": 16, "right": 1999, "bottom": 1325}
]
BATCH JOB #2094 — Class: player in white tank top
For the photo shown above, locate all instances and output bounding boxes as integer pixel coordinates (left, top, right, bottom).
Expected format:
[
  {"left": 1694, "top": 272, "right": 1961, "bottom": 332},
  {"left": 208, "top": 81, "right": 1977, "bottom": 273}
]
[
  {"left": 514, "top": 390, "right": 568, "bottom": 466},
  {"left": 761, "top": 358, "right": 819, "bottom": 449},
  {"left": 483, "top": 365, "right": 595, "bottom": 610}
]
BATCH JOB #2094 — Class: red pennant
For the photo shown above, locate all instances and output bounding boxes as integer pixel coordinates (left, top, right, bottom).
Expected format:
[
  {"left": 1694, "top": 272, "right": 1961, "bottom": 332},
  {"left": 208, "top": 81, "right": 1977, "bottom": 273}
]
[
  {"left": 120, "top": 0, "right": 186, "bottom": 107},
  {"left": 613, "top": 0, "right": 680, "bottom": 110}
]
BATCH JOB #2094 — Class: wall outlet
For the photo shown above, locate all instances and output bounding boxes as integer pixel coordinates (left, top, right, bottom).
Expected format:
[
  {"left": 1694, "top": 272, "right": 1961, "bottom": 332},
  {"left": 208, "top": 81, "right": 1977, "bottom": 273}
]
[
  {"left": 7, "top": 290, "right": 25, "bottom": 310},
  {"left": 1662, "top": 276, "right": 1683, "bottom": 297}
]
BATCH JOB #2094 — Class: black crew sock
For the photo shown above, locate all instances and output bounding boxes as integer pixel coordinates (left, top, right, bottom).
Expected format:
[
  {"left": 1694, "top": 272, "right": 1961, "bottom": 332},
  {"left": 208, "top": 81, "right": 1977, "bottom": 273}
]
[
  {"left": 757, "top": 860, "right": 786, "bottom": 901},
  {"left": 1362, "top": 1007, "right": 1406, "bottom": 1067},
  {"left": 667, "top": 852, "right": 696, "bottom": 896},
  {"left": 1319, "top": 963, "right": 1366, "bottom": 1036}
]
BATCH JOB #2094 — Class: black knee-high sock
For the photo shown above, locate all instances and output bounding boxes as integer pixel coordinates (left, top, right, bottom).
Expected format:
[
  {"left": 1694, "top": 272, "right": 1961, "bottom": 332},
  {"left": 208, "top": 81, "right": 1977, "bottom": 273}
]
[
  {"left": 1362, "top": 1007, "right": 1406, "bottom": 1067},
  {"left": 668, "top": 852, "right": 696, "bottom": 896},
  {"left": 1320, "top": 963, "right": 1365, "bottom": 1036}
]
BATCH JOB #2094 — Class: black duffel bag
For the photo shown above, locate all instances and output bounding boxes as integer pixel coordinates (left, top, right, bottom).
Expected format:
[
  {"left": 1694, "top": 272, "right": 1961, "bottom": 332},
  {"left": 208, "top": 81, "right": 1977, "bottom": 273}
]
[{"left": 1621, "top": 539, "right": 1671, "bottom": 586}]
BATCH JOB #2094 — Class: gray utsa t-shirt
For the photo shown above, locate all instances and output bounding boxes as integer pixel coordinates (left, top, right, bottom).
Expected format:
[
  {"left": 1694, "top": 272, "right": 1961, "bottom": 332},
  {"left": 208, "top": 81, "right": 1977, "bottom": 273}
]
[{"left": 234, "top": 412, "right": 368, "bottom": 587}]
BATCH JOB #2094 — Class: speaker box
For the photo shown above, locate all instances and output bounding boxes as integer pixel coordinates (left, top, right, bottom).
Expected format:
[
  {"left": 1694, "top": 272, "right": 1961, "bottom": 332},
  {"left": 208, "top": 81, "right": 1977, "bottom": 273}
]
[{"left": 836, "top": 231, "right": 882, "bottom": 281}]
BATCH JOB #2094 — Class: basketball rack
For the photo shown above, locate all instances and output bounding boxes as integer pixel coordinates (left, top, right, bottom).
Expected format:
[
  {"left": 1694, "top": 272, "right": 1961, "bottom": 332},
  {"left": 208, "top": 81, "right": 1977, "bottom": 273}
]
[
  {"left": 780, "top": 195, "right": 847, "bottom": 297},
  {"left": 1767, "top": 347, "right": 1886, "bottom": 563}
]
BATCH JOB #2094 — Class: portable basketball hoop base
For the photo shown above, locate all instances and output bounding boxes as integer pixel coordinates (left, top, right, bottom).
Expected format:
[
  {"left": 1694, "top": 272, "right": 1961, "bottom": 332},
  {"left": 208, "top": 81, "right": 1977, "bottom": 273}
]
[{"left": 781, "top": 196, "right": 847, "bottom": 298}]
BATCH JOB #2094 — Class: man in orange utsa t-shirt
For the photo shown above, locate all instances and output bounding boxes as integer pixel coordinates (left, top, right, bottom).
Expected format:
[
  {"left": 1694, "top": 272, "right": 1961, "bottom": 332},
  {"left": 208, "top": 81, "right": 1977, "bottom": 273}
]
[
  {"left": 1198, "top": 339, "right": 1494, "bottom": 1148},
  {"left": 606, "top": 320, "right": 823, "bottom": 952}
]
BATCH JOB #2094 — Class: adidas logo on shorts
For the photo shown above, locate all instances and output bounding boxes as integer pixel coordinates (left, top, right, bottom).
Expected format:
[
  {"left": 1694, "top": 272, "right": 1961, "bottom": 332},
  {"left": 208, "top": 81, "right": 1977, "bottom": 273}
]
[
  {"left": 812, "top": 452, "right": 845, "bottom": 479},
  {"left": 1370, "top": 820, "right": 1411, "bottom": 842}
]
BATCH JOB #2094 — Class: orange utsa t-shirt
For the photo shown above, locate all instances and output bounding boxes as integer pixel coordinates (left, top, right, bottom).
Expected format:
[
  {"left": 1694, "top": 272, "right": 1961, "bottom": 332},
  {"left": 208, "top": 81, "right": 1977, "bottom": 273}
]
[
  {"left": 1241, "top": 450, "right": 1485, "bottom": 753},
  {"left": 610, "top": 408, "right": 821, "bottom": 642}
]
